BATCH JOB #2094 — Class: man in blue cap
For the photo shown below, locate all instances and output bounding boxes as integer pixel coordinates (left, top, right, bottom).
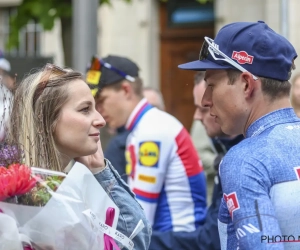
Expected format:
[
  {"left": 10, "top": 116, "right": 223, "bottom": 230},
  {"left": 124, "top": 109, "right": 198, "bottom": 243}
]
[{"left": 178, "top": 21, "right": 300, "bottom": 249}]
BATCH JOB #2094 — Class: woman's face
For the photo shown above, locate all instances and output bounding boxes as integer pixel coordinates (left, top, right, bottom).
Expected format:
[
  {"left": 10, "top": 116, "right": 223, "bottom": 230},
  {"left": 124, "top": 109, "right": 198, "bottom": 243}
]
[{"left": 54, "top": 79, "right": 106, "bottom": 159}]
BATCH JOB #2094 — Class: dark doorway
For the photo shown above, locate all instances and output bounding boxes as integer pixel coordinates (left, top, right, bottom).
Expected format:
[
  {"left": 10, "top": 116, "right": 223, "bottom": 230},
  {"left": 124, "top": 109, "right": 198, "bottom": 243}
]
[{"left": 159, "top": 1, "right": 214, "bottom": 130}]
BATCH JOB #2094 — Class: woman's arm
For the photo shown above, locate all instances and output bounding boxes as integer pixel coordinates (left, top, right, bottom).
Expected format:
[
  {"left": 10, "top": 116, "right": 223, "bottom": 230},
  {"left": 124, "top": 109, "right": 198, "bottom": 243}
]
[
  {"left": 75, "top": 141, "right": 151, "bottom": 249},
  {"left": 94, "top": 159, "right": 152, "bottom": 250}
]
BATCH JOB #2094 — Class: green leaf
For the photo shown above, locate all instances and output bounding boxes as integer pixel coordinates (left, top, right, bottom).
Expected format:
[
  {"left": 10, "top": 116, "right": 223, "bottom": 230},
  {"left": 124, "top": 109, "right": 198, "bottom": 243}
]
[
  {"left": 196, "top": 0, "right": 213, "bottom": 3},
  {"left": 6, "top": 0, "right": 133, "bottom": 50}
]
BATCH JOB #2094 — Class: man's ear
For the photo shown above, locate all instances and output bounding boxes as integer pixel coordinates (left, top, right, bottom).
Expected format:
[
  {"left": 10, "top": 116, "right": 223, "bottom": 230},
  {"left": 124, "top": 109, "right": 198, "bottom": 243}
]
[
  {"left": 241, "top": 72, "right": 256, "bottom": 98},
  {"left": 121, "top": 81, "right": 133, "bottom": 99}
]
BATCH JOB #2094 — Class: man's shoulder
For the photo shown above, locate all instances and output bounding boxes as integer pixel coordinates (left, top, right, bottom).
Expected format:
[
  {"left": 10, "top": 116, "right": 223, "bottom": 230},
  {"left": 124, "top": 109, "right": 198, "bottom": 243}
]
[
  {"left": 219, "top": 138, "right": 264, "bottom": 176},
  {"left": 146, "top": 108, "right": 182, "bottom": 123},
  {"left": 220, "top": 123, "right": 300, "bottom": 179},
  {"left": 137, "top": 109, "right": 183, "bottom": 135},
  {"left": 223, "top": 138, "right": 255, "bottom": 159},
  {"left": 109, "top": 129, "right": 130, "bottom": 144}
]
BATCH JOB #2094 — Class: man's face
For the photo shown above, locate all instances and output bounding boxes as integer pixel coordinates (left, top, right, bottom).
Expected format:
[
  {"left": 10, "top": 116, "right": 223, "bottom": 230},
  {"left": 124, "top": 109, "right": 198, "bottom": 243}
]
[
  {"left": 95, "top": 86, "right": 129, "bottom": 129},
  {"left": 193, "top": 81, "right": 224, "bottom": 138},
  {"left": 201, "top": 70, "right": 247, "bottom": 136}
]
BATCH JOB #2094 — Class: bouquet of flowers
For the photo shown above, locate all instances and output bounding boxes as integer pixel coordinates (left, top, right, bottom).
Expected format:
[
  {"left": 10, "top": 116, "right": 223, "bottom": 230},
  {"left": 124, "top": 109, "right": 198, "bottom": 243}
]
[{"left": 0, "top": 143, "right": 137, "bottom": 250}]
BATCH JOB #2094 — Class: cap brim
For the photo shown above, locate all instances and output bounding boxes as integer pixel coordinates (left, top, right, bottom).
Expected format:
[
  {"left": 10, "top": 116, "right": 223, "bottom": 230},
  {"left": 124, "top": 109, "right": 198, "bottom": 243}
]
[{"left": 178, "top": 59, "right": 233, "bottom": 71}]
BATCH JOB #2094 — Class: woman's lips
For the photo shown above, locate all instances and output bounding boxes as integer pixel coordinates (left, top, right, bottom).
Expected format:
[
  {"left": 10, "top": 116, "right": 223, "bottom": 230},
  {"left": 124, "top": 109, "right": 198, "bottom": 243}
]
[
  {"left": 89, "top": 133, "right": 100, "bottom": 136},
  {"left": 89, "top": 133, "right": 100, "bottom": 142}
]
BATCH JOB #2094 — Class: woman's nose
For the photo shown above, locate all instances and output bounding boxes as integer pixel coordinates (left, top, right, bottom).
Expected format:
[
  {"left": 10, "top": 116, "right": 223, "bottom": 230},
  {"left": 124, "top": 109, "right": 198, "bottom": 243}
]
[{"left": 93, "top": 112, "right": 106, "bottom": 128}]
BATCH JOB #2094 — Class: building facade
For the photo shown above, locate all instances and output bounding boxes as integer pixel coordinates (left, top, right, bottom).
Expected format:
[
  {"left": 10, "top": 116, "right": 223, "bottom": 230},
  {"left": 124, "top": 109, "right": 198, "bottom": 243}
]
[{"left": 0, "top": 0, "right": 299, "bottom": 129}]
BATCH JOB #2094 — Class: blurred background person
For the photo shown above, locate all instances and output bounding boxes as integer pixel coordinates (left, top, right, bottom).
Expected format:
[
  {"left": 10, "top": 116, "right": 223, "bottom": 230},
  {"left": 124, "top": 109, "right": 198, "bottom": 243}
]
[
  {"left": 191, "top": 72, "right": 217, "bottom": 205},
  {"left": 150, "top": 71, "right": 243, "bottom": 250},
  {"left": 0, "top": 53, "right": 14, "bottom": 142},
  {"left": 102, "top": 124, "right": 129, "bottom": 182},
  {"left": 94, "top": 83, "right": 167, "bottom": 182},
  {"left": 193, "top": 72, "right": 244, "bottom": 202},
  {"left": 291, "top": 73, "right": 300, "bottom": 117},
  {"left": 95, "top": 81, "right": 130, "bottom": 182},
  {"left": 87, "top": 54, "right": 207, "bottom": 236},
  {"left": 143, "top": 86, "right": 165, "bottom": 111},
  {"left": 0, "top": 53, "right": 15, "bottom": 91}
]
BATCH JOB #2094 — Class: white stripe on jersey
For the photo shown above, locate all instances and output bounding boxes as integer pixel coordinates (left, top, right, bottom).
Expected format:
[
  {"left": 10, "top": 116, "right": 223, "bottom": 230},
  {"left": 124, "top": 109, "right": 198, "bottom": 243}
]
[
  {"left": 165, "top": 152, "right": 196, "bottom": 232},
  {"left": 270, "top": 181, "right": 300, "bottom": 250},
  {"left": 218, "top": 219, "right": 228, "bottom": 250}
]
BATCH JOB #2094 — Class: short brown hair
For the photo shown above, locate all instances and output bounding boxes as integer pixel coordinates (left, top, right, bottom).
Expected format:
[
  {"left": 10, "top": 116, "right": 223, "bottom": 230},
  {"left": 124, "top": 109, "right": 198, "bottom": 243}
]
[
  {"left": 227, "top": 69, "right": 290, "bottom": 101},
  {"left": 96, "top": 77, "right": 143, "bottom": 98}
]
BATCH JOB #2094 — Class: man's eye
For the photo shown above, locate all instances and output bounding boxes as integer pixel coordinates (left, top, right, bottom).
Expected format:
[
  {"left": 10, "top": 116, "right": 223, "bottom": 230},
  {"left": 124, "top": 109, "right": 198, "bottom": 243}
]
[
  {"left": 208, "top": 85, "right": 214, "bottom": 90},
  {"left": 98, "top": 97, "right": 105, "bottom": 104}
]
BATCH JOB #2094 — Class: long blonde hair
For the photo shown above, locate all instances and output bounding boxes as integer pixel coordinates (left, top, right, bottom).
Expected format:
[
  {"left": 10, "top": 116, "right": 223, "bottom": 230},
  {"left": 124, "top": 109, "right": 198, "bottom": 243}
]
[{"left": 6, "top": 65, "right": 83, "bottom": 171}]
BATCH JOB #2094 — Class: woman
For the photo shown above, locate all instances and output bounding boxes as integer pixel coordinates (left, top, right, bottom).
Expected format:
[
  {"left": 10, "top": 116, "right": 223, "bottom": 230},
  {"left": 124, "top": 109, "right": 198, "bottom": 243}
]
[{"left": 6, "top": 64, "right": 151, "bottom": 249}]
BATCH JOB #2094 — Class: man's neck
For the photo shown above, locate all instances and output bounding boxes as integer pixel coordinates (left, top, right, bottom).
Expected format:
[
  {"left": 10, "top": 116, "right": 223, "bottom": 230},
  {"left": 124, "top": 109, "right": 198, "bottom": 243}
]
[
  {"left": 125, "top": 96, "right": 144, "bottom": 126},
  {"left": 128, "top": 97, "right": 143, "bottom": 115},
  {"left": 244, "top": 96, "right": 291, "bottom": 135}
]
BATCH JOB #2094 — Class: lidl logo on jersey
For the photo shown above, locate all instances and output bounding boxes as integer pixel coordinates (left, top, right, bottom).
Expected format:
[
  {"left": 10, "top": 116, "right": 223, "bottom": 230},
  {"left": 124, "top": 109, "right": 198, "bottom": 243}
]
[{"left": 139, "top": 141, "right": 160, "bottom": 167}]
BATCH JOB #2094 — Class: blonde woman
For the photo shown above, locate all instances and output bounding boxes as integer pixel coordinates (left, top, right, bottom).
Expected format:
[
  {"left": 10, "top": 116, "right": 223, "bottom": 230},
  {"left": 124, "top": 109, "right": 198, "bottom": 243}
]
[{"left": 6, "top": 64, "right": 151, "bottom": 249}]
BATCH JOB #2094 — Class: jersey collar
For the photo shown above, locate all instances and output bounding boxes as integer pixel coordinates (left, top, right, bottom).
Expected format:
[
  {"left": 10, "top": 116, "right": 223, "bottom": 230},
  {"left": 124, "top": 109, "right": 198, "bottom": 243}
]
[
  {"left": 125, "top": 98, "right": 153, "bottom": 131},
  {"left": 246, "top": 108, "right": 300, "bottom": 138}
]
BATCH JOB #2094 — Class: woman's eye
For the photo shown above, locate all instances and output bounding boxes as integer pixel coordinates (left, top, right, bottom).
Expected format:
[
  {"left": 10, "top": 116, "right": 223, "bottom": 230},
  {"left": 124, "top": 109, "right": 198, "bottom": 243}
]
[{"left": 80, "top": 106, "right": 90, "bottom": 113}]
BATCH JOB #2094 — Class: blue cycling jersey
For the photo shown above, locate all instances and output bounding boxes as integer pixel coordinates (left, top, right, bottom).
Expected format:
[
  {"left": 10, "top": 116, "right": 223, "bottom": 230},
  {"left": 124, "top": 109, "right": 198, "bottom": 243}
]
[{"left": 218, "top": 108, "right": 300, "bottom": 250}]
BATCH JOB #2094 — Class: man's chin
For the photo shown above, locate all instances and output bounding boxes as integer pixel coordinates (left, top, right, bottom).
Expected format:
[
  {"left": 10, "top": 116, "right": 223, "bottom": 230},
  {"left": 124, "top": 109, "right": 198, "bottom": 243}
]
[
  {"left": 208, "top": 132, "right": 219, "bottom": 138},
  {"left": 207, "top": 128, "right": 224, "bottom": 138}
]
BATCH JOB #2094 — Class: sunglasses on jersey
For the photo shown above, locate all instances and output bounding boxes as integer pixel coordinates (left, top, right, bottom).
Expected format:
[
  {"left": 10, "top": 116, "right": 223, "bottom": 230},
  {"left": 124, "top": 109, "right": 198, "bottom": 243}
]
[
  {"left": 86, "top": 56, "right": 135, "bottom": 96},
  {"left": 199, "top": 36, "right": 258, "bottom": 80}
]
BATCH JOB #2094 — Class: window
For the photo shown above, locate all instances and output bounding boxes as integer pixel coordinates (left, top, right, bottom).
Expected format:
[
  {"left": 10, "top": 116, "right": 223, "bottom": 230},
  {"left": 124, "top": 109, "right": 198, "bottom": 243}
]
[
  {"left": 167, "top": 0, "right": 214, "bottom": 28},
  {"left": 0, "top": 8, "right": 42, "bottom": 56}
]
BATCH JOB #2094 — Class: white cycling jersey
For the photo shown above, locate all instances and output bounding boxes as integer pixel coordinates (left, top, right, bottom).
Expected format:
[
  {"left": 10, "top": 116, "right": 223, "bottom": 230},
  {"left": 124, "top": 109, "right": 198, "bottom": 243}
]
[{"left": 125, "top": 98, "right": 207, "bottom": 232}]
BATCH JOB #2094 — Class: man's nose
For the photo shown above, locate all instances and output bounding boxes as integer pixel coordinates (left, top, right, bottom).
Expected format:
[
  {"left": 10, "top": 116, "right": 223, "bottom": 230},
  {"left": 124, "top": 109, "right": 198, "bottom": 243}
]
[{"left": 201, "top": 87, "right": 213, "bottom": 108}]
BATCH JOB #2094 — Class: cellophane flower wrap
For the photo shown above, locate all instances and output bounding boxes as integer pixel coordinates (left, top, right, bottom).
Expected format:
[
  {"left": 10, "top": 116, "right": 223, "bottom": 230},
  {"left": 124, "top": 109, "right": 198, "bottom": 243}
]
[{"left": 0, "top": 143, "right": 121, "bottom": 250}]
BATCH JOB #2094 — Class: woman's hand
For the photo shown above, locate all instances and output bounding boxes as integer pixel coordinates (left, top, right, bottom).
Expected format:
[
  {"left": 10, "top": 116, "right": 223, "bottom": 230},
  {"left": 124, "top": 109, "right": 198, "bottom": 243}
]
[{"left": 74, "top": 140, "right": 106, "bottom": 173}]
